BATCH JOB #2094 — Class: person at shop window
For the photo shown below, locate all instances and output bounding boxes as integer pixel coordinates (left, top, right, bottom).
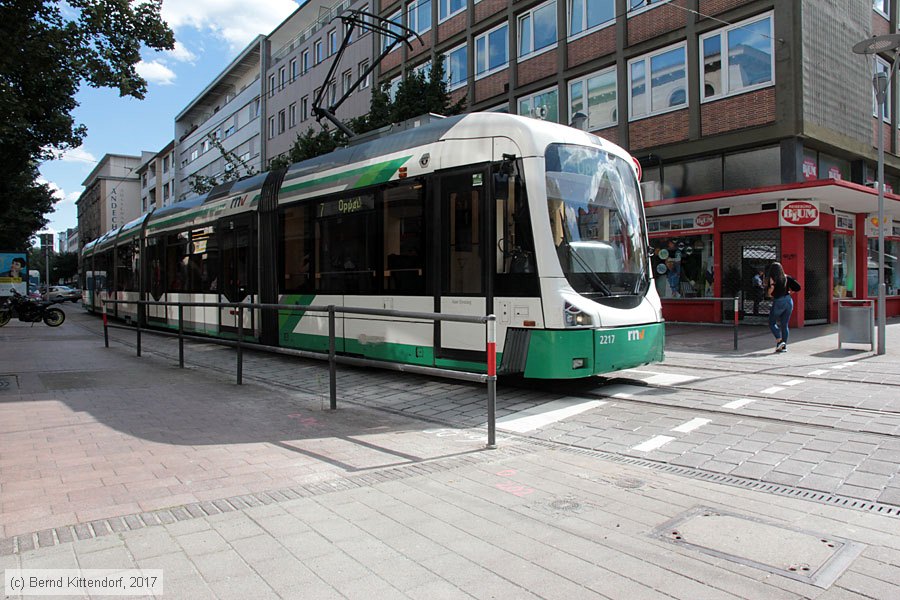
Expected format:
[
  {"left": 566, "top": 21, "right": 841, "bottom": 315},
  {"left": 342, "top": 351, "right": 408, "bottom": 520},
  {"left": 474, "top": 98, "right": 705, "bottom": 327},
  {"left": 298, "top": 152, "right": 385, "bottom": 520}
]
[
  {"left": 665, "top": 258, "right": 681, "bottom": 298},
  {"left": 751, "top": 268, "right": 766, "bottom": 315}
]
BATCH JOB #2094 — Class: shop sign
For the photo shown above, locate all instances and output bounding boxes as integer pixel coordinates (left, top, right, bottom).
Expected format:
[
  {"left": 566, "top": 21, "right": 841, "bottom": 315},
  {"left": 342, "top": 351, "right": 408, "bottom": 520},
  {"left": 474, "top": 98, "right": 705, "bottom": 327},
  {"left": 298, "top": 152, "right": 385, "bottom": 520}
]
[
  {"left": 695, "top": 213, "right": 714, "bottom": 228},
  {"left": 827, "top": 166, "right": 842, "bottom": 180},
  {"left": 835, "top": 211, "right": 855, "bottom": 231},
  {"left": 779, "top": 200, "right": 820, "bottom": 227},
  {"left": 802, "top": 157, "right": 818, "bottom": 180},
  {"left": 866, "top": 214, "right": 894, "bottom": 237}
]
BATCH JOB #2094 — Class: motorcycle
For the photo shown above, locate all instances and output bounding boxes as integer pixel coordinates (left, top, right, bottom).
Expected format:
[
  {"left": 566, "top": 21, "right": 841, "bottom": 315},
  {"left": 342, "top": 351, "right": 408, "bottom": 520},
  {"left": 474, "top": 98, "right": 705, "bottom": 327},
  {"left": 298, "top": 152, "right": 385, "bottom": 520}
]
[{"left": 0, "top": 289, "right": 66, "bottom": 327}]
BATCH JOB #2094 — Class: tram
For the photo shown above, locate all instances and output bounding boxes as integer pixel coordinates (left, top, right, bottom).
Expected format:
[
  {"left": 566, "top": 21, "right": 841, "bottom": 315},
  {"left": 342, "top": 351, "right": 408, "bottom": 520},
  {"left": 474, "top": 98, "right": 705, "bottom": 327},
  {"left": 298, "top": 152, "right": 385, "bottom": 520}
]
[{"left": 81, "top": 112, "right": 664, "bottom": 378}]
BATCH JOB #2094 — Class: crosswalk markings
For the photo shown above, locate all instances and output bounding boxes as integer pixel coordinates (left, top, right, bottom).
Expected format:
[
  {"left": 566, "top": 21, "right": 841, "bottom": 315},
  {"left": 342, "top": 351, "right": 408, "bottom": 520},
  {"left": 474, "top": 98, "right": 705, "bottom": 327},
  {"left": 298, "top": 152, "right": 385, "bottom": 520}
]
[
  {"left": 723, "top": 398, "right": 755, "bottom": 409},
  {"left": 808, "top": 369, "right": 828, "bottom": 376},
  {"left": 495, "top": 397, "right": 606, "bottom": 433},
  {"left": 671, "top": 418, "right": 711, "bottom": 433},
  {"left": 781, "top": 379, "right": 804, "bottom": 386},
  {"left": 632, "top": 435, "right": 675, "bottom": 452},
  {"left": 623, "top": 370, "right": 699, "bottom": 386},
  {"left": 760, "top": 386, "right": 785, "bottom": 394}
]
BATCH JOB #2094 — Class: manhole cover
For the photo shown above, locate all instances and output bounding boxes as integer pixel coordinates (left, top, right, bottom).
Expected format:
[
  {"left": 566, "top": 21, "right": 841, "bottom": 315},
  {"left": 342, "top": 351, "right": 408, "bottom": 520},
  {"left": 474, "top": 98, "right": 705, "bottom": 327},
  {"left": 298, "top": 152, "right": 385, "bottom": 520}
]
[
  {"left": 615, "top": 477, "right": 644, "bottom": 489},
  {"left": 653, "top": 506, "right": 864, "bottom": 589},
  {"left": 549, "top": 499, "right": 582, "bottom": 511}
]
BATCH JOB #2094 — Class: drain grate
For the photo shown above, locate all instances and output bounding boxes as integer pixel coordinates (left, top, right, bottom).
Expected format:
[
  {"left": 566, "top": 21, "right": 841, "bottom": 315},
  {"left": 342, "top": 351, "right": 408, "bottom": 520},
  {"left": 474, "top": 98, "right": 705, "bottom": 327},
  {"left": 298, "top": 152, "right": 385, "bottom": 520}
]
[{"left": 525, "top": 440, "right": 900, "bottom": 517}]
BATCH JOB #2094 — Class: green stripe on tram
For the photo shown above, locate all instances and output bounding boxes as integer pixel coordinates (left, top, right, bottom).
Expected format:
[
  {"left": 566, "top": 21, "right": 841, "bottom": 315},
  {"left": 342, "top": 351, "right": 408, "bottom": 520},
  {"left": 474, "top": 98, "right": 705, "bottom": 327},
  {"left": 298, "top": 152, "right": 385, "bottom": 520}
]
[{"left": 281, "top": 156, "right": 412, "bottom": 195}]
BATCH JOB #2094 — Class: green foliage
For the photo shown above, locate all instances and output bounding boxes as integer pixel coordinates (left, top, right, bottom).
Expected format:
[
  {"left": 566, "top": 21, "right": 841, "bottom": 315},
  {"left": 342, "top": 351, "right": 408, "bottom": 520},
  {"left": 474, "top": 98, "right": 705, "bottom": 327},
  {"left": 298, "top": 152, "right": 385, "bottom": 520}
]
[
  {"left": 189, "top": 135, "right": 258, "bottom": 195},
  {"left": 0, "top": 0, "right": 174, "bottom": 247},
  {"left": 28, "top": 248, "right": 79, "bottom": 285},
  {"left": 273, "top": 57, "right": 467, "bottom": 169}
]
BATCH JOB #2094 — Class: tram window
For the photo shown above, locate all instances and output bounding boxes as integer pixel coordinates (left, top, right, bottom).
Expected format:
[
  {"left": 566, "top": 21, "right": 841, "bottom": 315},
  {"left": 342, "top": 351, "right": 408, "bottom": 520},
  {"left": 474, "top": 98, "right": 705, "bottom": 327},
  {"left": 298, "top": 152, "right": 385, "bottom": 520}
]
[
  {"left": 315, "top": 194, "right": 377, "bottom": 293},
  {"left": 188, "top": 227, "right": 216, "bottom": 293},
  {"left": 221, "top": 227, "right": 255, "bottom": 299},
  {"left": 102, "top": 250, "right": 115, "bottom": 293},
  {"left": 448, "top": 189, "right": 482, "bottom": 294},
  {"left": 281, "top": 206, "right": 313, "bottom": 293},
  {"left": 165, "top": 232, "right": 189, "bottom": 292},
  {"left": 383, "top": 183, "right": 425, "bottom": 294},
  {"left": 116, "top": 243, "right": 134, "bottom": 291},
  {"left": 146, "top": 237, "right": 164, "bottom": 299}
]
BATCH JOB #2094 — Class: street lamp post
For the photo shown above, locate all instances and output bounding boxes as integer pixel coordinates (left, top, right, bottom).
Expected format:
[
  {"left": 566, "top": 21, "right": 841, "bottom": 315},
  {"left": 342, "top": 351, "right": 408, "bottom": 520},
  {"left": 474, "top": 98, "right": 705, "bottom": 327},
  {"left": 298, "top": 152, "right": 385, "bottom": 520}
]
[{"left": 853, "top": 34, "right": 900, "bottom": 355}]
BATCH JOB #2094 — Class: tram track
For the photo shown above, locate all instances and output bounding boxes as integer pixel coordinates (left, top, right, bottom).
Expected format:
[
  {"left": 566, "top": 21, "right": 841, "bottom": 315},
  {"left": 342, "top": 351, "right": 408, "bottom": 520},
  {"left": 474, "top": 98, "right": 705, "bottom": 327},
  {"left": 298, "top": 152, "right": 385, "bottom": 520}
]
[{"left": 518, "top": 376, "right": 900, "bottom": 441}]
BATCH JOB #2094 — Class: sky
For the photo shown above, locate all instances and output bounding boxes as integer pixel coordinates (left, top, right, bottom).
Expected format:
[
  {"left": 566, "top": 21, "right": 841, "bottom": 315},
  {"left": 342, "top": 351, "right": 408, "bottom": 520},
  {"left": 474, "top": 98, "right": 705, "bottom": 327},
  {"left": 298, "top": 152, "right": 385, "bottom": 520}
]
[{"left": 37, "top": 0, "right": 303, "bottom": 241}]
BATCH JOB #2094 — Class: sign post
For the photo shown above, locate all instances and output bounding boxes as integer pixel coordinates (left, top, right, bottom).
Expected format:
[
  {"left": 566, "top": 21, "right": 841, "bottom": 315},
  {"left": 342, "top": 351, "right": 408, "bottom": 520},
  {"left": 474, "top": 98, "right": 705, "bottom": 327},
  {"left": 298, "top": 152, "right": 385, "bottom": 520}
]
[{"left": 40, "top": 233, "right": 53, "bottom": 296}]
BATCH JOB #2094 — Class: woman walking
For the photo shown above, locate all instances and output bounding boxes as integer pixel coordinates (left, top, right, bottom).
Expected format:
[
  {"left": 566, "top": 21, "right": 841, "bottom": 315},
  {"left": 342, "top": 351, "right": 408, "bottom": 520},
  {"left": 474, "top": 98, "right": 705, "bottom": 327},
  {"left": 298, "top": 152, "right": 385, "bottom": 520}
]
[{"left": 766, "top": 262, "right": 802, "bottom": 353}]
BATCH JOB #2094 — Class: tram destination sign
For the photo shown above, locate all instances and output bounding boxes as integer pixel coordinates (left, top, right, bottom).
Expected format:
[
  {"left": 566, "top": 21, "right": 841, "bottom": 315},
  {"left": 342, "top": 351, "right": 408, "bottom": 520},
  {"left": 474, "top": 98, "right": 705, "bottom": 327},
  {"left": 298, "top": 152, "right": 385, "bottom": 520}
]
[
  {"left": 779, "top": 200, "right": 819, "bottom": 227},
  {"left": 318, "top": 194, "right": 375, "bottom": 218}
]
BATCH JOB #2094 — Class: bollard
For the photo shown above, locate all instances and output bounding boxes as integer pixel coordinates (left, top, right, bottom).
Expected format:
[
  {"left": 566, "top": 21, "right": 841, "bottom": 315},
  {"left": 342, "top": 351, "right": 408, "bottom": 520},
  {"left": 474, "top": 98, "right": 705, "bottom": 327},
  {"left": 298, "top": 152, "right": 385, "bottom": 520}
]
[
  {"left": 733, "top": 296, "right": 739, "bottom": 351},
  {"left": 486, "top": 315, "right": 497, "bottom": 449},
  {"left": 178, "top": 303, "right": 184, "bottom": 368},
  {"left": 236, "top": 307, "right": 243, "bottom": 385},
  {"left": 328, "top": 305, "right": 336, "bottom": 410}
]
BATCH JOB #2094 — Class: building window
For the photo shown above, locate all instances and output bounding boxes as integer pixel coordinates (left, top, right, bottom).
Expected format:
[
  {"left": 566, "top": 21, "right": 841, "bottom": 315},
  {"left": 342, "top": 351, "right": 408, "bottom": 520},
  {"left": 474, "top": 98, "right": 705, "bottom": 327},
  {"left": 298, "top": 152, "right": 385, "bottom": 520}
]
[
  {"left": 701, "top": 13, "right": 774, "bottom": 102},
  {"left": 314, "top": 39, "right": 323, "bottom": 64},
  {"left": 202, "top": 139, "right": 210, "bottom": 153},
  {"left": 290, "top": 58, "right": 298, "bottom": 81},
  {"left": 568, "top": 0, "right": 614, "bottom": 37},
  {"left": 289, "top": 102, "right": 297, "bottom": 128},
  {"left": 649, "top": 232, "right": 714, "bottom": 298},
  {"left": 342, "top": 70, "right": 353, "bottom": 95},
  {"left": 388, "top": 77, "right": 401, "bottom": 100},
  {"left": 301, "top": 49, "right": 310, "bottom": 73},
  {"left": 629, "top": 42, "right": 687, "bottom": 120},
  {"left": 382, "top": 12, "right": 401, "bottom": 53},
  {"left": 268, "top": 116, "right": 275, "bottom": 139},
  {"left": 833, "top": 230, "right": 855, "bottom": 298},
  {"left": 301, "top": 96, "right": 308, "bottom": 121},
  {"left": 329, "top": 80, "right": 337, "bottom": 105},
  {"left": 163, "top": 182, "right": 170, "bottom": 201},
  {"left": 874, "top": 57, "right": 892, "bottom": 120},
  {"left": 874, "top": 0, "right": 889, "bottom": 18},
  {"left": 518, "top": 87, "right": 558, "bottom": 122},
  {"left": 518, "top": 1, "right": 557, "bottom": 59},
  {"left": 279, "top": 66, "right": 286, "bottom": 89},
  {"left": 569, "top": 67, "right": 616, "bottom": 130},
  {"left": 142, "top": 173, "right": 147, "bottom": 188},
  {"left": 475, "top": 23, "right": 508, "bottom": 78},
  {"left": 328, "top": 29, "right": 337, "bottom": 56},
  {"left": 162, "top": 156, "right": 169, "bottom": 173},
  {"left": 269, "top": 74, "right": 276, "bottom": 96},
  {"left": 190, "top": 148, "right": 199, "bottom": 161},
  {"left": 250, "top": 99, "right": 260, "bottom": 119},
  {"left": 414, "top": 61, "right": 431, "bottom": 80},
  {"left": 278, "top": 109, "right": 286, "bottom": 134},
  {"left": 439, "top": 0, "right": 465, "bottom": 22},
  {"left": 224, "top": 122, "right": 235, "bottom": 138},
  {"left": 628, "top": 0, "right": 671, "bottom": 15},
  {"left": 359, "top": 60, "right": 370, "bottom": 88},
  {"left": 409, "top": 0, "right": 432, "bottom": 34},
  {"left": 444, "top": 43, "right": 468, "bottom": 91}
]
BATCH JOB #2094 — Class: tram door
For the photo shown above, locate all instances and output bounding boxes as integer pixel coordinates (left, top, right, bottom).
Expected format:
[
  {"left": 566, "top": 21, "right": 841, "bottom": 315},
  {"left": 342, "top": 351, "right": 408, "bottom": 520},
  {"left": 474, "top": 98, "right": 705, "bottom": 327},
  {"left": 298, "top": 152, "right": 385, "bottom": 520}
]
[
  {"left": 218, "top": 216, "right": 255, "bottom": 336},
  {"left": 436, "top": 168, "right": 489, "bottom": 363}
]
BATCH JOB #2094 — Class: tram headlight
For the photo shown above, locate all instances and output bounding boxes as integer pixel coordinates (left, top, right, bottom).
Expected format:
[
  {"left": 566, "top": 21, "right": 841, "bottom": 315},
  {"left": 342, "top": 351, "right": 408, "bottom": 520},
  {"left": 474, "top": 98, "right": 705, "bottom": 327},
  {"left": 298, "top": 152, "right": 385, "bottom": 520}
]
[{"left": 564, "top": 302, "right": 593, "bottom": 327}]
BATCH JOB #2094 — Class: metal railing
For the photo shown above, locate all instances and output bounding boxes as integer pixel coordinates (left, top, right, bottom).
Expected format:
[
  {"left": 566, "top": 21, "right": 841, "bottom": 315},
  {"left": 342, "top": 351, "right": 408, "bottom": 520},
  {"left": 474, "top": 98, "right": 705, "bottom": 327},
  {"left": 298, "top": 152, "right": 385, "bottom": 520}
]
[
  {"left": 663, "top": 295, "right": 741, "bottom": 350},
  {"left": 100, "top": 298, "right": 499, "bottom": 447}
]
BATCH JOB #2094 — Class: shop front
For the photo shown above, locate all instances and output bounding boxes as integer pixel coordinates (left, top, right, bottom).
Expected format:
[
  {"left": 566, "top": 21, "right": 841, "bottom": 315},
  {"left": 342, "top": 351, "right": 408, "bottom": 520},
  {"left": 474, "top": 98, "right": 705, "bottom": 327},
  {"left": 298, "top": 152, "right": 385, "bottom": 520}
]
[{"left": 644, "top": 179, "right": 900, "bottom": 326}]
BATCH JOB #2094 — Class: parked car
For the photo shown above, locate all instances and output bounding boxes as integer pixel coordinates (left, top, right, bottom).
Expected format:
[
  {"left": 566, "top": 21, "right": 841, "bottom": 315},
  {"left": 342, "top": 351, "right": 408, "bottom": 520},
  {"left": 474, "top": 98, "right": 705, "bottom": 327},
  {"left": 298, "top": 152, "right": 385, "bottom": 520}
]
[{"left": 44, "top": 285, "right": 81, "bottom": 303}]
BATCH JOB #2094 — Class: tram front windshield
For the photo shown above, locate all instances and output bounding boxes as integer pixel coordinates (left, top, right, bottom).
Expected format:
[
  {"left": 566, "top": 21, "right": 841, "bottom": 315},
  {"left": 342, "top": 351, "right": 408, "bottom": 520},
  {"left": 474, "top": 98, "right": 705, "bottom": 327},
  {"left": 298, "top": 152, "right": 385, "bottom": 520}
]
[{"left": 546, "top": 143, "right": 648, "bottom": 297}]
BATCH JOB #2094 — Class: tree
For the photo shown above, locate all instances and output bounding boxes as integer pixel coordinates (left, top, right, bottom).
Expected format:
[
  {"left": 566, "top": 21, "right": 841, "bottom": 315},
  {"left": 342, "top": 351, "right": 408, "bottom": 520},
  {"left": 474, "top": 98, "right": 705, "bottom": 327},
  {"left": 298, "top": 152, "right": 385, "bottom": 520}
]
[
  {"left": 0, "top": 0, "right": 174, "bottom": 248},
  {"left": 274, "top": 57, "right": 467, "bottom": 168},
  {"left": 189, "top": 135, "right": 258, "bottom": 195}
]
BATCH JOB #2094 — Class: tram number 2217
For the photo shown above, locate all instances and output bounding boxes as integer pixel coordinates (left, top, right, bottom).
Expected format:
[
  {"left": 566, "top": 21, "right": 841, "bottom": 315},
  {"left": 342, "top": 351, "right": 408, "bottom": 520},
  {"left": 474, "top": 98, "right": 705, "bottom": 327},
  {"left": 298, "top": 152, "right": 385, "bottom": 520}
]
[{"left": 597, "top": 334, "right": 616, "bottom": 345}]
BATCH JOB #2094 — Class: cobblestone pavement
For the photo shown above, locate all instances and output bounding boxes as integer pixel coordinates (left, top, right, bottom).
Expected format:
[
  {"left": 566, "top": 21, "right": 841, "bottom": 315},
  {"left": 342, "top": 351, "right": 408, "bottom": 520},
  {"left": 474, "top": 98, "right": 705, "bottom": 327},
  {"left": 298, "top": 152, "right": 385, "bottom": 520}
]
[{"left": 1, "top": 306, "right": 899, "bottom": 598}]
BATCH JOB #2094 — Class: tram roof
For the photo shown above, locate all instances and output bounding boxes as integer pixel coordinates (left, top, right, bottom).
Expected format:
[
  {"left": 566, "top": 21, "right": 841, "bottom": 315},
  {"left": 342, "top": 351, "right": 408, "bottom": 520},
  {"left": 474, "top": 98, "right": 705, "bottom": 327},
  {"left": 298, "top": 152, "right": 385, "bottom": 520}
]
[{"left": 644, "top": 178, "right": 900, "bottom": 220}]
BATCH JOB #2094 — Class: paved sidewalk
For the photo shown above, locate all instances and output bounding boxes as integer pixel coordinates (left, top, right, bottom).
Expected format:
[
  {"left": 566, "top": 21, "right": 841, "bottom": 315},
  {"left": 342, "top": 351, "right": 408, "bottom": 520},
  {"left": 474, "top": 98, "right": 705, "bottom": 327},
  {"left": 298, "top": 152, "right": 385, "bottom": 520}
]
[{"left": 1, "top": 307, "right": 899, "bottom": 598}]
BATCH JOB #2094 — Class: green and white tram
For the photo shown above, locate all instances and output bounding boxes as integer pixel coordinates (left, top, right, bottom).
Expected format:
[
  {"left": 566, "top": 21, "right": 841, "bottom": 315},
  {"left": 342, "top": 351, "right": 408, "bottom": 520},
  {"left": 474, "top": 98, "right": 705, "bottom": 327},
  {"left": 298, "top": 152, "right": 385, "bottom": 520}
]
[{"left": 82, "top": 113, "right": 664, "bottom": 378}]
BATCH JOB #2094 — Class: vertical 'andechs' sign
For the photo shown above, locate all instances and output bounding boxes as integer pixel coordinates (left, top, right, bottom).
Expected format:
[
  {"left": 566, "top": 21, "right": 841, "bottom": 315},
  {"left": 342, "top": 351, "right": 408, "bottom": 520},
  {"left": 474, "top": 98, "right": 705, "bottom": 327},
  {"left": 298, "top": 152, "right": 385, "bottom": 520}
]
[{"left": 779, "top": 200, "right": 820, "bottom": 227}]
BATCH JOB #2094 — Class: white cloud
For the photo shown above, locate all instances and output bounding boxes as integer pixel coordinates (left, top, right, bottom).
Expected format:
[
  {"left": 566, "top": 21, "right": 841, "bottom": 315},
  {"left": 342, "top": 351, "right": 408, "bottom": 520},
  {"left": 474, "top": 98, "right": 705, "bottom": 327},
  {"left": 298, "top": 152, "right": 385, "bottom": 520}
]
[
  {"left": 162, "top": 0, "right": 298, "bottom": 51},
  {"left": 136, "top": 60, "right": 177, "bottom": 85},
  {"left": 56, "top": 146, "right": 97, "bottom": 166},
  {"left": 167, "top": 41, "right": 197, "bottom": 64},
  {"left": 38, "top": 178, "right": 81, "bottom": 205}
]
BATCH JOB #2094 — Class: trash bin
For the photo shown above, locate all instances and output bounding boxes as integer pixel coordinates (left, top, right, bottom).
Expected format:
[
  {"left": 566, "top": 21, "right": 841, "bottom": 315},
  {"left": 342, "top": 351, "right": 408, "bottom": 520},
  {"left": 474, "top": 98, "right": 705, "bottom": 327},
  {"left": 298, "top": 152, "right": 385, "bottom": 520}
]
[{"left": 838, "top": 299, "right": 874, "bottom": 350}]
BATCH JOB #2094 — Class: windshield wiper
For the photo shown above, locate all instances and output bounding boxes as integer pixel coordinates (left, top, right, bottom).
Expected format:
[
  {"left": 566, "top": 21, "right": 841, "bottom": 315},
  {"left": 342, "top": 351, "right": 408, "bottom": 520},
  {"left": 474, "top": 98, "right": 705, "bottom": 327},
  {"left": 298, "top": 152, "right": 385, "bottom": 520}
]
[
  {"left": 564, "top": 241, "right": 612, "bottom": 296},
  {"left": 633, "top": 264, "right": 647, "bottom": 295}
]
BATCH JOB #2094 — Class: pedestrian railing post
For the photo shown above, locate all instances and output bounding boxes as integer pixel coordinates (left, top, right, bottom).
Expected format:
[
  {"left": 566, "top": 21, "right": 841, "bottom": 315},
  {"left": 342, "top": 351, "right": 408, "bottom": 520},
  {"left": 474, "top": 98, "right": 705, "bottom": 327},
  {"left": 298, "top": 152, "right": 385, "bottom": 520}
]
[
  {"left": 178, "top": 303, "right": 184, "bottom": 368},
  {"left": 136, "top": 301, "right": 142, "bottom": 357},
  {"left": 486, "top": 314, "right": 497, "bottom": 449},
  {"left": 328, "top": 305, "right": 337, "bottom": 410},
  {"left": 236, "top": 306, "right": 243, "bottom": 385},
  {"left": 102, "top": 300, "right": 109, "bottom": 348},
  {"left": 733, "top": 295, "right": 739, "bottom": 351}
]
